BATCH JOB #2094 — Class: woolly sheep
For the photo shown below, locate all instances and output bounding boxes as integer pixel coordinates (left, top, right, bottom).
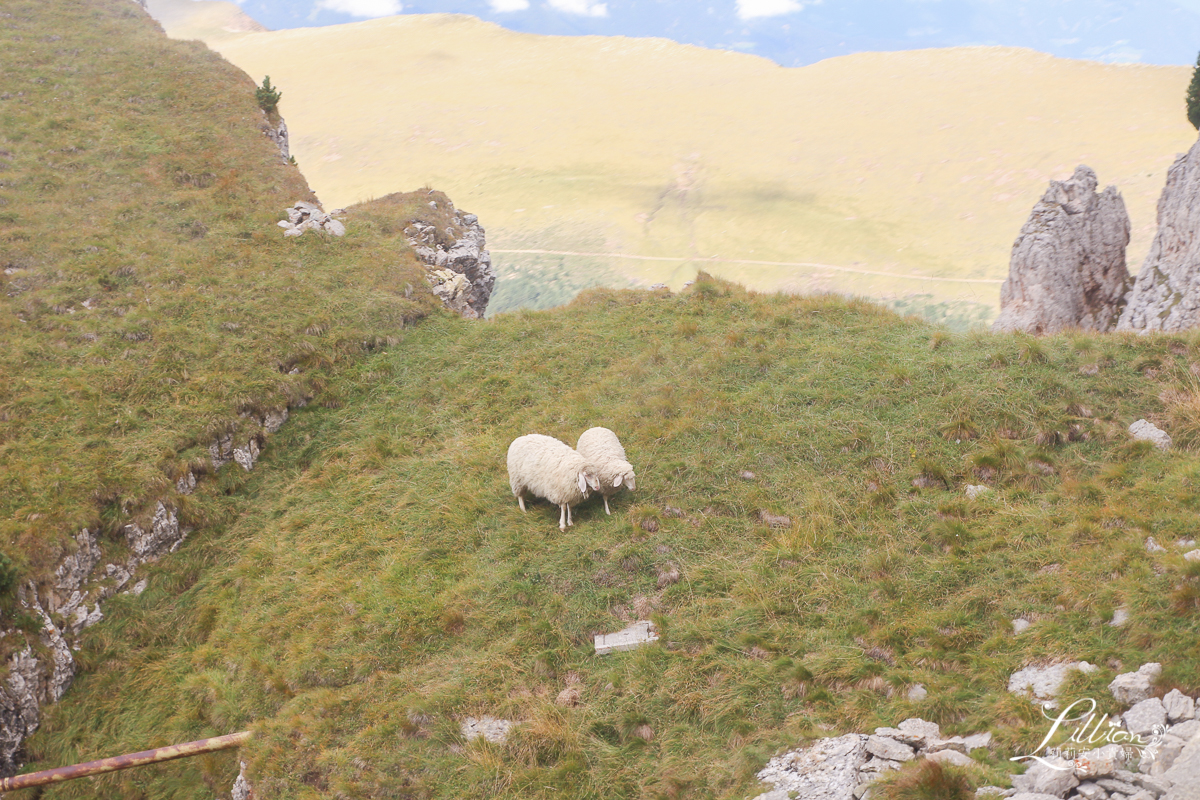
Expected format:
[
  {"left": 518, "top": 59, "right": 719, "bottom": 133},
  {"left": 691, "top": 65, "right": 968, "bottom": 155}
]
[
  {"left": 576, "top": 427, "right": 637, "bottom": 515},
  {"left": 507, "top": 434, "right": 600, "bottom": 531}
]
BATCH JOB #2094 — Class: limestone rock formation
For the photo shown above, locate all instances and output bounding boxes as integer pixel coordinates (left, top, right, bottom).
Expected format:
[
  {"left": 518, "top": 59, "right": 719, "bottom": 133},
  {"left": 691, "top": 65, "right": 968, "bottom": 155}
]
[
  {"left": 993, "top": 165, "right": 1131, "bottom": 334},
  {"left": 406, "top": 210, "right": 495, "bottom": 319},
  {"left": 262, "top": 112, "right": 288, "bottom": 161},
  {"left": 278, "top": 202, "right": 345, "bottom": 238},
  {"left": 1120, "top": 136, "right": 1200, "bottom": 332}
]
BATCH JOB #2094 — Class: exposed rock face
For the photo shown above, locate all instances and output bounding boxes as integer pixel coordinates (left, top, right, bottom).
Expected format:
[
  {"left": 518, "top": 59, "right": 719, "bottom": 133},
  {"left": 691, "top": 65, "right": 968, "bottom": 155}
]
[
  {"left": 263, "top": 112, "right": 288, "bottom": 161},
  {"left": 406, "top": 211, "right": 495, "bottom": 319},
  {"left": 993, "top": 165, "right": 1131, "bottom": 335},
  {"left": 0, "top": 406, "right": 297, "bottom": 776},
  {"left": 1120, "top": 136, "right": 1200, "bottom": 332}
]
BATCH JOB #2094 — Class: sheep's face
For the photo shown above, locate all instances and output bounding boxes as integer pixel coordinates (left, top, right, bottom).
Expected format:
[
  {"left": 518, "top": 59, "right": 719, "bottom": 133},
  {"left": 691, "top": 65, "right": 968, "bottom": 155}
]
[
  {"left": 613, "top": 464, "right": 636, "bottom": 492},
  {"left": 578, "top": 471, "right": 601, "bottom": 495}
]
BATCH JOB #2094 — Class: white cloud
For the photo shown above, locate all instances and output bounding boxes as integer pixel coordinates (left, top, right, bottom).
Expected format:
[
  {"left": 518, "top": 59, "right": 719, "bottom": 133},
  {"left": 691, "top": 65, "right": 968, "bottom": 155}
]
[
  {"left": 315, "top": 0, "right": 402, "bottom": 17},
  {"left": 489, "top": 0, "right": 530, "bottom": 10},
  {"left": 736, "top": 0, "right": 804, "bottom": 20},
  {"left": 546, "top": 0, "right": 608, "bottom": 17}
]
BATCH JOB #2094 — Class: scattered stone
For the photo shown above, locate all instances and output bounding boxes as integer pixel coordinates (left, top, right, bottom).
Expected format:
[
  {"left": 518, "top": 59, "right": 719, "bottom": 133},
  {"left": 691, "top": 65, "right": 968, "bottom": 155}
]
[
  {"left": 1128, "top": 419, "right": 1172, "bottom": 451},
  {"left": 754, "top": 733, "right": 868, "bottom": 800},
  {"left": 1011, "top": 755, "right": 1080, "bottom": 796},
  {"left": 926, "top": 749, "right": 974, "bottom": 767},
  {"left": 1110, "top": 607, "right": 1131, "bottom": 627},
  {"left": 1079, "top": 661, "right": 1100, "bottom": 674},
  {"left": 962, "top": 732, "right": 993, "bottom": 751},
  {"left": 1008, "top": 795, "right": 1066, "bottom": 800},
  {"left": 1074, "top": 743, "right": 1126, "bottom": 778},
  {"left": 1109, "top": 663, "right": 1162, "bottom": 705},
  {"left": 232, "top": 761, "right": 252, "bottom": 800},
  {"left": 594, "top": 620, "right": 658, "bottom": 655},
  {"left": 1013, "top": 618, "right": 1033, "bottom": 635},
  {"left": 1161, "top": 730, "right": 1200, "bottom": 791},
  {"left": 1164, "top": 689, "right": 1196, "bottom": 722},
  {"left": 1095, "top": 775, "right": 1139, "bottom": 795},
  {"left": 975, "top": 788, "right": 1010, "bottom": 799},
  {"left": 755, "top": 511, "right": 792, "bottom": 529},
  {"left": 460, "top": 716, "right": 514, "bottom": 744},
  {"left": 992, "top": 165, "right": 1131, "bottom": 335},
  {"left": 1179, "top": 539, "right": 1198, "bottom": 548},
  {"left": 907, "top": 683, "right": 927, "bottom": 702},
  {"left": 859, "top": 756, "right": 903, "bottom": 774},
  {"left": 126, "top": 579, "right": 147, "bottom": 596},
  {"left": 1170, "top": 718, "right": 1200, "bottom": 740},
  {"left": 277, "top": 201, "right": 346, "bottom": 237},
  {"left": 1147, "top": 536, "right": 1168, "bottom": 553},
  {"left": 966, "top": 484, "right": 991, "bottom": 500},
  {"left": 1073, "top": 782, "right": 1106, "bottom": 800},
  {"left": 1184, "top": 549, "right": 1200, "bottom": 562},
  {"left": 866, "top": 734, "right": 915, "bottom": 762},
  {"left": 739, "top": 470, "right": 756, "bottom": 480},
  {"left": 1119, "top": 135, "right": 1200, "bottom": 332}
]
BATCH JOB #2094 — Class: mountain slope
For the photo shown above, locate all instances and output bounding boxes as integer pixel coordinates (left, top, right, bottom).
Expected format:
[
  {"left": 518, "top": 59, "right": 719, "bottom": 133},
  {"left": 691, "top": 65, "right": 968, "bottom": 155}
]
[
  {"left": 172, "top": 13, "right": 1197, "bottom": 325},
  {"left": 23, "top": 280, "right": 1200, "bottom": 798}
]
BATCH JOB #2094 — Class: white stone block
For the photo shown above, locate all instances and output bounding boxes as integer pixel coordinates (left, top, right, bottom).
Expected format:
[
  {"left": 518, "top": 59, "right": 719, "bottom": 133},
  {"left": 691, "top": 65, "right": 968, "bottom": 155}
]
[{"left": 594, "top": 620, "right": 658, "bottom": 655}]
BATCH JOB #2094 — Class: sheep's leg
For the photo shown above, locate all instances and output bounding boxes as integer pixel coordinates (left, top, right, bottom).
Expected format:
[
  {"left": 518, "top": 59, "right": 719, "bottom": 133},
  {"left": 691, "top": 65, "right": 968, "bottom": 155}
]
[
  {"left": 567, "top": 503, "right": 574, "bottom": 526},
  {"left": 559, "top": 504, "right": 568, "bottom": 531},
  {"left": 604, "top": 496, "right": 611, "bottom": 515},
  {"left": 518, "top": 495, "right": 526, "bottom": 512}
]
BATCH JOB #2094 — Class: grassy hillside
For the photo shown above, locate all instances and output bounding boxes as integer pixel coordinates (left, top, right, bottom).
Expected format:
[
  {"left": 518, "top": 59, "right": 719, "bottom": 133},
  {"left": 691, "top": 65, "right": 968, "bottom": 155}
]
[
  {"left": 17, "top": 279, "right": 1200, "bottom": 798},
  {"left": 158, "top": 11, "right": 1199, "bottom": 325},
  {"left": 0, "top": 0, "right": 442, "bottom": 639}
]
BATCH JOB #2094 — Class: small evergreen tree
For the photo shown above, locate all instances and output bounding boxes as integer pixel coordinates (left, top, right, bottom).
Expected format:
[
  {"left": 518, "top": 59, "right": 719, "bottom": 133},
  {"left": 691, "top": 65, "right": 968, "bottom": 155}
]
[
  {"left": 1187, "top": 52, "right": 1200, "bottom": 130},
  {"left": 256, "top": 75, "right": 282, "bottom": 115}
]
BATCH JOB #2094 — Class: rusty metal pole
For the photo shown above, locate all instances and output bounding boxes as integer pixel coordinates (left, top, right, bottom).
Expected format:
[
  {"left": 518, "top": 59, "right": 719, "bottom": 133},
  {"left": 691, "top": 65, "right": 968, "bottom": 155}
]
[{"left": 0, "top": 730, "right": 252, "bottom": 792}]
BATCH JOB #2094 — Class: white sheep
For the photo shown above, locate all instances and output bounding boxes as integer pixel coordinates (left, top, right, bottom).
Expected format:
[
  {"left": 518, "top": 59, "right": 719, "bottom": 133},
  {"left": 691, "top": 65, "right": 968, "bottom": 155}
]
[
  {"left": 576, "top": 427, "right": 637, "bottom": 515},
  {"left": 507, "top": 434, "right": 600, "bottom": 531}
]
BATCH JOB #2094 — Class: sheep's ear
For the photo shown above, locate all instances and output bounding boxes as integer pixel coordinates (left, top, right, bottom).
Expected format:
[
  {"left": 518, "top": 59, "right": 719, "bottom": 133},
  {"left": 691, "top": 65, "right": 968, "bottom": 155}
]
[
  {"left": 577, "top": 472, "right": 589, "bottom": 494},
  {"left": 613, "top": 475, "right": 623, "bottom": 488}
]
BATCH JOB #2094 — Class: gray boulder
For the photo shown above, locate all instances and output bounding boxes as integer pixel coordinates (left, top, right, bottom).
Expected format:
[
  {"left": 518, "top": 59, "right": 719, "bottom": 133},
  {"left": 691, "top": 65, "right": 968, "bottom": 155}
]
[
  {"left": 1164, "top": 689, "right": 1196, "bottom": 722},
  {"left": 1124, "top": 697, "right": 1168, "bottom": 737},
  {"left": 1011, "top": 755, "right": 1079, "bottom": 797},
  {"left": 1120, "top": 134, "right": 1200, "bottom": 332},
  {"left": 993, "top": 165, "right": 1131, "bottom": 335},
  {"left": 1110, "top": 663, "right": 1162, "bottom": 705}
]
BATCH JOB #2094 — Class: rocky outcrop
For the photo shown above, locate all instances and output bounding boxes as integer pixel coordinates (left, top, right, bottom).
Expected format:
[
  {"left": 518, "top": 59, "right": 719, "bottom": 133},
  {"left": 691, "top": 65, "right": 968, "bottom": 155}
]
[
  {"left": 993, "top": 165, "right": 1131, "bottom": 335},
  {"left": 0, "top": 406, "right": 298, "bottom": 775},
  {"left": 278, "top": 202, "right": 345, "bottom": 238},
  {"left": 1119, "top": 136, "right": 1200, "bottom": 332},
  {"left": 406, "top": 211, "right": 495, "bottom": 319},
  {"left": 263, "top": 112, "right": 288, "bottom": 161}
]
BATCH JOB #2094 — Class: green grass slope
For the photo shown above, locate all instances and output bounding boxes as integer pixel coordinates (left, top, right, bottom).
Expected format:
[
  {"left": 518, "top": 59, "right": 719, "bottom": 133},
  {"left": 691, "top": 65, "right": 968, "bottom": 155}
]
[
  {"left": 0, "top": 0, "right": 445, "bottom": 597},
  {"left": 20, "top": 279, "right": 1200, "bottom": 798}
]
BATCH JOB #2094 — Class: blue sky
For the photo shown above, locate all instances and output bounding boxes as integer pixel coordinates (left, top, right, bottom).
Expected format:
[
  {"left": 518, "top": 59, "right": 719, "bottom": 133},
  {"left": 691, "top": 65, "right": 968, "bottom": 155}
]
[{"left": 229, "top": 0, "right": 1200, "bottom": 67}]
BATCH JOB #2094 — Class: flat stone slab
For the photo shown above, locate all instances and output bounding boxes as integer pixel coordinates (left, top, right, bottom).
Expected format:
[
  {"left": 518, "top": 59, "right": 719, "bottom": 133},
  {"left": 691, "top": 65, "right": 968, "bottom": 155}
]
[
  {"left": 594, "top": 620, "right": 658, "bottom": 655},
  {"left": 460, "top": 716, "right": 515, "bottom": 744},
  {"left": 926, "top": 749, "right": 974, "bottom": 767},
  {"left": 866, "top": 734, "right": 915, "bottom": 762},
  {"left": 1009, "top": 662, "right": 1084, "bottom": 703}
]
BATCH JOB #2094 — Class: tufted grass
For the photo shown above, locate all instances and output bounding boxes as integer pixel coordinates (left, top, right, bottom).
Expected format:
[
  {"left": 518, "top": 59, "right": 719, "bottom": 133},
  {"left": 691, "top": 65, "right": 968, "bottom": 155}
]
[
  {"left": 0, "top": 0, "right": 440, "bottom": 631},
  {"left": 14, "top": 276, "right": 1200, "bottom": 798}
]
